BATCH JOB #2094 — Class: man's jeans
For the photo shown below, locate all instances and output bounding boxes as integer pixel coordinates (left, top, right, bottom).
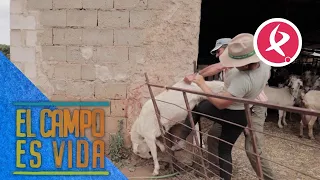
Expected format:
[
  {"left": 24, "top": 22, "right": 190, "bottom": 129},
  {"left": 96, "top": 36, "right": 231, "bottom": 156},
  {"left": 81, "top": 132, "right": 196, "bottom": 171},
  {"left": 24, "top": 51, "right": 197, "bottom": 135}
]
[
  {"left": 244, "top": 105, "right": 275, "bottom": 180},
  {"left": 208, "top": 105, "right": 275, "bottom": 180}
]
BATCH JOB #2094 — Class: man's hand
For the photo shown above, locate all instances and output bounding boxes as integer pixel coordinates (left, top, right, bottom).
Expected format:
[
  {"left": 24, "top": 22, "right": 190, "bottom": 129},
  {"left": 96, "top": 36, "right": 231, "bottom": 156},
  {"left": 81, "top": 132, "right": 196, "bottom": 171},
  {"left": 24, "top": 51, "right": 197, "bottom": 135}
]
[
  {"left": 184, "top": 73, "right": 197, "bottom": 84},
  {"left": 192, "top": 74, "right": 205, "bottom": 86},
  {"left": 244, "top": 126, "right": 250, "bottom": 136}
]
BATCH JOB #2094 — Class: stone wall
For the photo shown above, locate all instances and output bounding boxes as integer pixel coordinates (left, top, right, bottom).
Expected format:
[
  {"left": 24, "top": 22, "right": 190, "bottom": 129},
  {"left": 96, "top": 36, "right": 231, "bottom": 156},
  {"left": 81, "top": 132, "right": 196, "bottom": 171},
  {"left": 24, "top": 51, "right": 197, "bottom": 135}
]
[{"left": 10, "top": 0, "right": 201, "bottom": 151}]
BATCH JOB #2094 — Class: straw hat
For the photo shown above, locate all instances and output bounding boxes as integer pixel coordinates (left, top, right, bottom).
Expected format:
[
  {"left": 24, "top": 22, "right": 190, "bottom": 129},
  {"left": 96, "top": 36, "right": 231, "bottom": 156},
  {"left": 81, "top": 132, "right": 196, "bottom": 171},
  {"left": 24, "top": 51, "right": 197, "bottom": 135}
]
[{"left": 219, "top": 33, "right": 260, "bottom": 67}]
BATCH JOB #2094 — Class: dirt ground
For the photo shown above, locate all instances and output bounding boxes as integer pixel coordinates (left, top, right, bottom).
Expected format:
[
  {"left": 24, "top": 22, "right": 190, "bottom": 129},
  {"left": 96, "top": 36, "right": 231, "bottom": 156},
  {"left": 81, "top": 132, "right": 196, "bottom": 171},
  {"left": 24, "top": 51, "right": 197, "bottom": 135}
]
[{"left": 121, "top": 111, "right": 320, "bottom": 180}]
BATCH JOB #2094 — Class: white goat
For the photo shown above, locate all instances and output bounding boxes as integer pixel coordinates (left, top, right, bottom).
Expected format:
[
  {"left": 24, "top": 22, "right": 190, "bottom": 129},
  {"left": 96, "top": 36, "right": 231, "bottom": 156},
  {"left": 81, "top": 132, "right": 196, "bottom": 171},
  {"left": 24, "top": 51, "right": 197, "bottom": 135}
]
[
  {"left": 264, "top": 76, "right": 303, "bottom": 128},
  {"left": 130, "top": 79, "right": 224, "bottom": 176},
  {"left": 299, "top": 90, "right": 320, "bottom": 139}
]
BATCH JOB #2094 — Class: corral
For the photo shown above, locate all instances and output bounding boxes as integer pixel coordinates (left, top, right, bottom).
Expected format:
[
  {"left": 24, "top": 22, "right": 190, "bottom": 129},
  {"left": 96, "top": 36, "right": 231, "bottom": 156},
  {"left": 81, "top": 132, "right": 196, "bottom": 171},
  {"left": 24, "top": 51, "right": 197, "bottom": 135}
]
[{"left": 122, "top": 74, "right": 320, "bottom": 180}]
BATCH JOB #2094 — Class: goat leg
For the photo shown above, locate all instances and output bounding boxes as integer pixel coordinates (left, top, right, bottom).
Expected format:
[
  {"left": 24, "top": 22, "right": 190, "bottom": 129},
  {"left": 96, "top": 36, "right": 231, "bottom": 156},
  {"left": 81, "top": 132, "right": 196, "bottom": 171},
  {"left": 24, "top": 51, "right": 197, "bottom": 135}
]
[
  {"left": 299, "top": 120, "right": 304, "bottom": 138},
  {"left": 278, "top": 110, "right": 284, "bottom": 128},
  {"left": 283, "top": 111, "right": 288, "bottom": 126},
  {"left": 145, "top": 137, "right": 160, "bottom": 176},
  {"left": 308, "top": 116, "right": 317, "bottom": 140},
  {"left": 156, "top": 140, "right": 165, "bottom": 152}
]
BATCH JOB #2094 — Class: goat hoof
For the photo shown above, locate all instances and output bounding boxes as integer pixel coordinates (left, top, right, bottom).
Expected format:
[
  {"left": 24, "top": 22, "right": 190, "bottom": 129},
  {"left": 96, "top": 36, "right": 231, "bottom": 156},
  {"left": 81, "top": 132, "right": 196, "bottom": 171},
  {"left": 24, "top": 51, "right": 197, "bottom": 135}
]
[
  {"left": 278, "top": 125, "right": 283, "bottom": 129},
  {"left": 284, "top": 123, "right": 288, "bottom": 126},
  {"left": 309, "top": 136, "right": 315, "bottom": 140},
  {"left": 170, "top": 146, "right": 178, "bottom": 151},
  {"left": 152, "top": 170, "right": 159, "bottom": 176},
  {"left": 298, "top": 135, "right": 303, "bottom": 138}
]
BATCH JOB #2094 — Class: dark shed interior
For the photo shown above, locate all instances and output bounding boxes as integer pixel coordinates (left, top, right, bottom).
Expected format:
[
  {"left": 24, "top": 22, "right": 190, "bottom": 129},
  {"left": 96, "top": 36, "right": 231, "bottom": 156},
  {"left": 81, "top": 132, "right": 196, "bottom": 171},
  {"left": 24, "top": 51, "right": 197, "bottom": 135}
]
[{"left": 197, "top": 0, "right": 320, "bottom": 65}]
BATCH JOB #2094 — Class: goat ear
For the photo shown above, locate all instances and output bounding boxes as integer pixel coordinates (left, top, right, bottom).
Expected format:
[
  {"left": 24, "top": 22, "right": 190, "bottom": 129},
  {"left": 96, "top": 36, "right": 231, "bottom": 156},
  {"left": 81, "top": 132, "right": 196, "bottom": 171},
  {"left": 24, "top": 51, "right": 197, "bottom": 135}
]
[{"left": 284, "top": 79, "right": 290, "bottom": 86}]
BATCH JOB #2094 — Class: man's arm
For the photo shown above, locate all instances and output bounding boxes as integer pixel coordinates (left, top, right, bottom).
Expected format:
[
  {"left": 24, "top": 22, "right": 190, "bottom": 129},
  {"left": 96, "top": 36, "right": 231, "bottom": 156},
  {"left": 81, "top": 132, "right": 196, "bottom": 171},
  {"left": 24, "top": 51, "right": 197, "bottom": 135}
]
[
  {"left": 197, "top": 73, "right": 251, "bottom": 110},
  {"left": 198, "top": 63, "right": 226, "bottom": 78},
  {"left": 197, "top": 83, "right": 234, "bottom": 109}
]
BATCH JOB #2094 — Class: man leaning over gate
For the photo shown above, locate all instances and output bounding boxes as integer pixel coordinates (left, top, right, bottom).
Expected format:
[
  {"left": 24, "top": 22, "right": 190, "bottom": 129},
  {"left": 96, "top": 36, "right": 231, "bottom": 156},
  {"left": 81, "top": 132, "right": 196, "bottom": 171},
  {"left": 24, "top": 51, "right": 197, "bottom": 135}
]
[{"left": 184, "top": 38, "right": 276, "bottom": 180}]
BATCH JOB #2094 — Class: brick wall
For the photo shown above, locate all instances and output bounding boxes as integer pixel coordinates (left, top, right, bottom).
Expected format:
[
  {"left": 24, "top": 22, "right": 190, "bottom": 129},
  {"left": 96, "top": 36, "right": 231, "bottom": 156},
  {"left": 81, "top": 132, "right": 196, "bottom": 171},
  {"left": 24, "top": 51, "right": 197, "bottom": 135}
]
[{"left": 10, "top": 0, "right": 201, "bottom": 152}]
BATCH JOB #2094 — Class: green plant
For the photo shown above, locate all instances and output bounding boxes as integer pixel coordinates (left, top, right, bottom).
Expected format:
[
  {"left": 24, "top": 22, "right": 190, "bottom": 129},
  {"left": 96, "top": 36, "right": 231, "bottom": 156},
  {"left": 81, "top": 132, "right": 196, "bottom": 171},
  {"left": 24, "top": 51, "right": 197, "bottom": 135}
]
[
  {"left": 0, "top": 44, "right": 10, "bottom": 58},
  {"left": 109, "top": 119, "right": 125, "bottom": 164}
]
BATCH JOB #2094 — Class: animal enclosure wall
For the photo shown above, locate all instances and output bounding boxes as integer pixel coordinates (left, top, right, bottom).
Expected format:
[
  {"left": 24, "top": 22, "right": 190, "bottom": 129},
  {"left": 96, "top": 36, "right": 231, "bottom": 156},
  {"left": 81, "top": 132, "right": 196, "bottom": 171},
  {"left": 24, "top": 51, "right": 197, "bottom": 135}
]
[{"left": 10, "top": 0, "right": 202, "bottom": 151}]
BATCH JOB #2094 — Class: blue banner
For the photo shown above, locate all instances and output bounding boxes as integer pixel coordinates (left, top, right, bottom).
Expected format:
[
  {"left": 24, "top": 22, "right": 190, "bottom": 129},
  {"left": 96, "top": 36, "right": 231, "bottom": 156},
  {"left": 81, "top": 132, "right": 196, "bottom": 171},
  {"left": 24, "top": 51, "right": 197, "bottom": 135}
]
[{"left": 0, "top": 52, "right": 128, "bottom": 180}]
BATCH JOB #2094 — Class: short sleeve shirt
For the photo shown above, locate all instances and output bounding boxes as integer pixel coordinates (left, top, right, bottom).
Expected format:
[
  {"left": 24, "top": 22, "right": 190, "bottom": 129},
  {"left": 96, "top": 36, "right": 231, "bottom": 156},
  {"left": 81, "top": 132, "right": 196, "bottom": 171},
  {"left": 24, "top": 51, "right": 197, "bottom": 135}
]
[{"left": 223, "top": 62, "right": 271, "bottom": 110}]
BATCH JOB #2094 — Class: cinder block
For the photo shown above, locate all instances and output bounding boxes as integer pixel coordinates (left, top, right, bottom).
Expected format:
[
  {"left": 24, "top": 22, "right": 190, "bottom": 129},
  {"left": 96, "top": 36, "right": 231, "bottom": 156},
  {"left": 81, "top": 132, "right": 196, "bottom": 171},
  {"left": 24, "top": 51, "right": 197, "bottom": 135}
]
[
  {"left": 114, "top": 0, "right": 147, "bottom": 9},
  {"left": 147, "top": 0, "right": 170, "bottom": 9},
  {"left": 10, "top": 30, "right": 24, "bottom": 46},
  {"left": 50, "top": 79, "right": 67, "bottom": 95},
  {"left": 129, "top": 47, "right": 146, "bottom": 64},
  {"left": 66, "top": 81, "right": 94, "bottom": 98},
  {"left": 53, "top": 64, "right": 81, "bottom": 80},
  {"left": 53, "top": 0, "right": 82, "bottom": 9},
  {"left": 95, "top": 47, "right": 128, "bottom": 64},
  {"left": 82, "top": 29, "right": 113, "bottom": 46},
  {"left": 79, "top": 97, "right": 111, "bottom": 116},
  {"left": 106, "top": 84, "right": 127, "bottom": 99},
  {"left": 39, "top": 63, "right": 55, "bottom": 79},
  {"left": 110, "top": 100, "right": 127, "bottom": 117},
  {"left": 105, "top": 117, "right": 127, "bottom": 134},
  {"left": 51, "top": 95, "right": 80, "bottom": 111},
  {"left": 114, "top": 29, "right": 143, "bottom": 46},
  {"left": 11, "top": 15, "right": 36, "bottom": 30},
  {"left": 98, "top": 11, "right": 129, "bottom": 28},
  {"left": 94, "top": 82, "right": 127, "bottom": 99},
  {"left": 94, "top": 82, "right": 108, "bottom": 99},
  {"left": 83, "top": 0, "right": 113, "bottom": 9},
  {"left": 67, "top": 46, "right": 95, "bottom": 64},
  {"left": 11, "top": 0, "right": 25, "bottom": 14},
  {"left": 53, "top": 28, "right": 82, "bottom": 45},
  {"left": 24, "top": 63, "right": 37, "bottom": 79},
  {"left": 12, "top": 62, "right": 24, "bottom": 72},
  {"left": 26, "top": 31, "right": 37, "bottom": 46},
  {"left": 67, "top": 10, "right": 97, "bottom": 27},
  {"left": 40, "top": 10, "right": 67, "bottom": 27},
  {"left": 130, "top": 10, "right": 158, "bottom": 28},
  {"left": 51, "top": 95, "right": 80, "bottom": 101},
  {"left": 27, "top": 0, "right": 53, "bottom": 9},
  {"left": 95, "top": 65, "right": 113, "bottom": 82},
  {"left": 42, "top": 46, "right": 66, "bottom": 61},
  {"left": 111, "top": 63, "right": 131, "bottom": 81},
  {"left": 10, "top": 47, "right": 36, "bottom": 62},
  {"left": 37, "top": 29, "right": 53, "bottom": 45},
  {"left": 81, "top": 65, "right": 96, "bottom": 81}
]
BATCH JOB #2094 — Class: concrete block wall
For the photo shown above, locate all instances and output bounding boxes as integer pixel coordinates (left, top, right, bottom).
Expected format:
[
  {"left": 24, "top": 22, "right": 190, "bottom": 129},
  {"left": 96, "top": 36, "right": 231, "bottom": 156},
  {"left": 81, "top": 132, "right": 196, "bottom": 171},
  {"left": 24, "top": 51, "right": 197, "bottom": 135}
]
[{"left": 10, "top": 0, "right": 201, "bottom": 152}]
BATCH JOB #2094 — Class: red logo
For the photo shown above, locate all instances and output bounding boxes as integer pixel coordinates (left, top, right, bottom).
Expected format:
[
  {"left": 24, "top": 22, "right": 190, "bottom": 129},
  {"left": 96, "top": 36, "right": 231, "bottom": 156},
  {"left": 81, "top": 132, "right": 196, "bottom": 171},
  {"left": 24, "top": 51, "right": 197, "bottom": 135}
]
[{"left": 253, "top": 18, "right": 302, "bottom": 67}]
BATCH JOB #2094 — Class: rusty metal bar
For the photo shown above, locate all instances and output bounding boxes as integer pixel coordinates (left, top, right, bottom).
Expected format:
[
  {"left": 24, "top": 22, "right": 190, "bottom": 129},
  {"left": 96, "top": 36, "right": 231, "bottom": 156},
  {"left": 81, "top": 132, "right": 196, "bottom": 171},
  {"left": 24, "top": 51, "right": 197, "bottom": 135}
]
[
  {"left": 153, "top": 101, "right": 320, "bottom": 150},
  {"left": 182, "top": 91, "right": 208, "bottom": 179},
  {"left": 162, "top": 134, "right": 237, "bottom": 178},
  {"left": 245, "top": 104, "right": 263, "bottom": 180},
  {"left": 144, "top": 73, "right": 174, "bottom": 173},
  {"left": 155, "top": 107, "right": 320, "bottom": 180},
  {"left": 162, "top": 140, "right": 221, "bottom": 178},
  {"left": 147, "top": 83, "right": 320, "bottom": 117},
  {"left": 156, "top": 107, "right": 320, "bottom": 151},
  {"left": 160, "top": 111, "right": 320, "bottom": 180},
  {"left": 166, "top": 150, "right": 210, "bottom": 179}
]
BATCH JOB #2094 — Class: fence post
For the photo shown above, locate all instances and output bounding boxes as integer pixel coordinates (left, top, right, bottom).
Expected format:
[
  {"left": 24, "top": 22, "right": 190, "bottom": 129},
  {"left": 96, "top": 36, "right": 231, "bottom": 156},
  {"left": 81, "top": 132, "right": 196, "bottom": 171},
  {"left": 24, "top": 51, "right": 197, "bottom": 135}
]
[
  {"left": 182, "top": 92, "right": 208, "bottom": 179},
  {"left": 144, "top": 73, "right": 175, "bottom": 173},
  {"left": 244, "top": 104, "right": 263, "bottom": 180}
]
